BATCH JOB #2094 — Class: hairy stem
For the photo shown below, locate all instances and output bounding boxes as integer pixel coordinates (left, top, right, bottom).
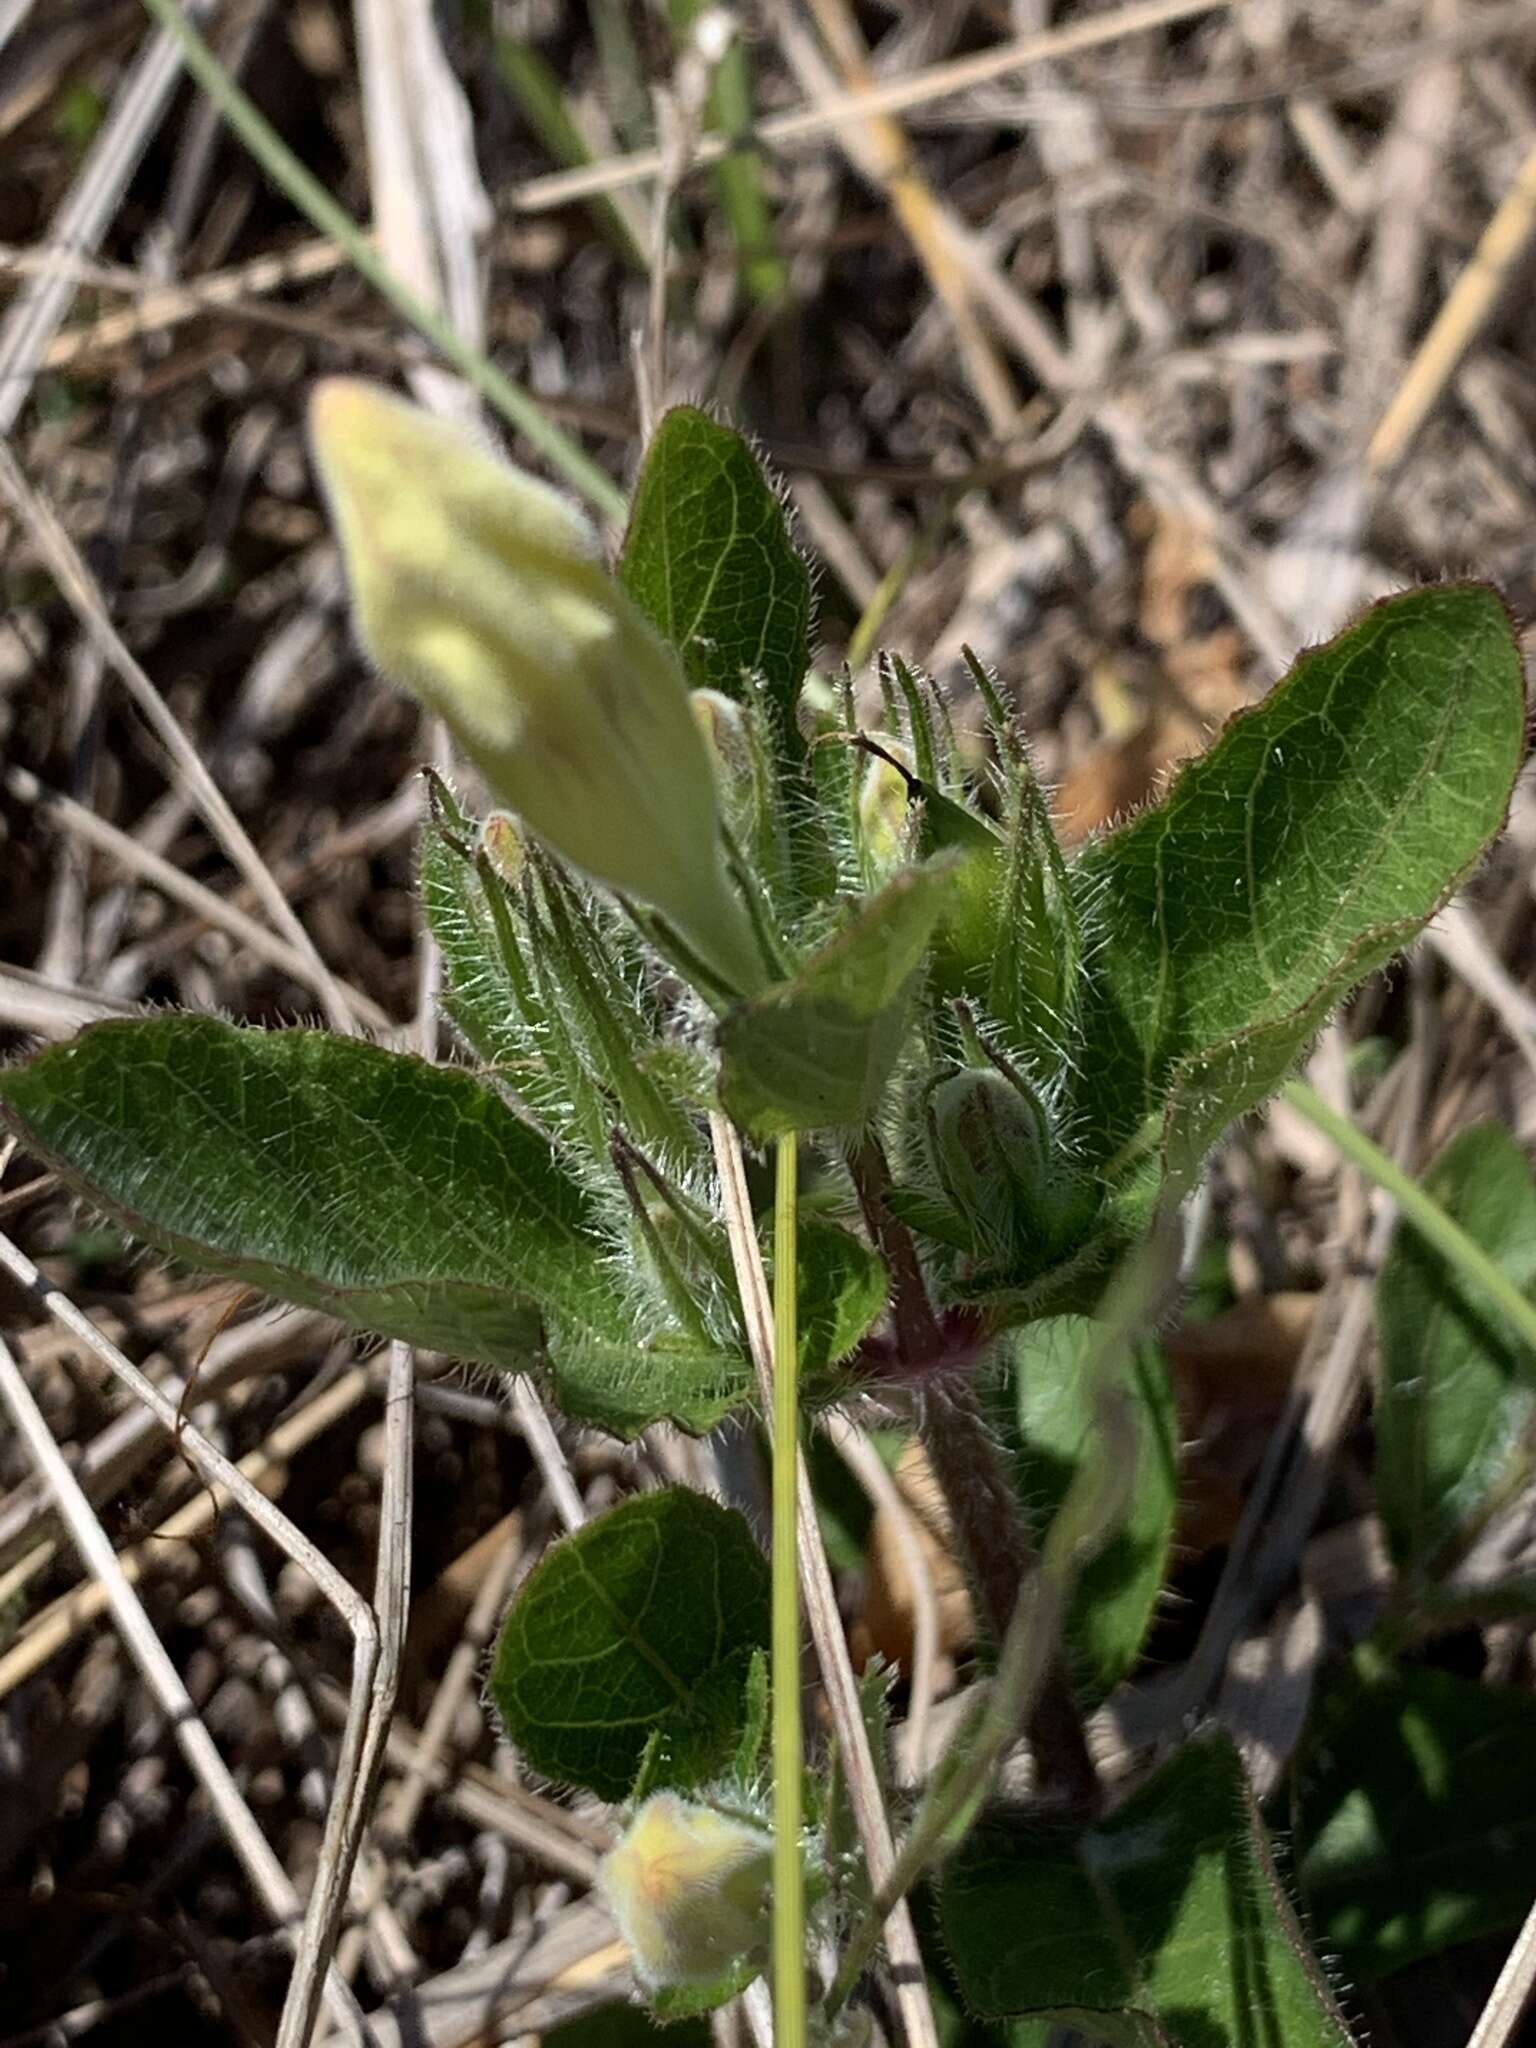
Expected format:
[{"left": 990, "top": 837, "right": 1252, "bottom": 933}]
[
  {"left": 921, "top": 1377, "right": 1102, "bottom": 1820},
  {"left": 772, "top": 1133, "right": 807, "bottom": 2048},
  {"left": 847, "top": 1135, "right": 1100, "bottom": 1817},
  {"left": 848, "top": 1132, "right": 945, "bottom": 1363}
]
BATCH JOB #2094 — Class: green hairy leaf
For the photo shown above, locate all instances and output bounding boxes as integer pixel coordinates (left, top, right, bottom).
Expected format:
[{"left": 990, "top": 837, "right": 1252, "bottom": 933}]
[
  {"left": 988, "top": 765, "right": 1082, "bottom": 1070},
  {"left": 997, "top": 2020, "right": 1165, "bottom": 2048},
  {"left": 1374, "top": 1122, "right": 1536, "bottom": 1575},
  {"left": 939, "top": 1736, "right": 1355, "bottom": 2045},
  {"left": 546, "top": 2009, "right": 710, "bottom": 2048},
  {"left": 1298, "top": 1653, "right": 1536, "bottom": 1979},
  {"left": 489, "top": 1488, "right": 770, "bottom": 1801},
  {"left": 0, "top": 1016, "right": 592, "bottom": 1348},
  {"left": 544, "top": 2007, "right": 712, "bottom": 2039},
  {"left": 418, "top": 791, "right": 547, "bottom": 1079},
  {"left": 929, "top": 655, "right": 1083, "bottom": 1075},
  {"left": 1005, "top": 1316, "right": 1178, "bottom": 1701},
  {"left": 1069, "top": 585, "right": 1525, "bottom": 1180},
  {"left": 790, "top": 1217, "right": 888, "bottom": 1382},
  {"left": 619, "top": 405, "right": 810, "bottom": 747},
  {"left": 538, "top": 1298, "right": 753, "bottom": 1439},
  {"left": 421, "top": 786, "right": 700, "bottom": 1164},
  {"left": 718, "top": 858, "right": 959, "bottom": 1135},
  {"left": 0, "top": 1017, "right": 753, "bottom": 1435}
]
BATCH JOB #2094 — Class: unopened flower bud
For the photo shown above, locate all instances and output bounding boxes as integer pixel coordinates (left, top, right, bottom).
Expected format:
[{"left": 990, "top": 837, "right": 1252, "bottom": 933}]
[
  {"left": 691, "top": 688, "right": 751, "bottom": 778},
  {"left": 479, "top": 811, "right": 526, "bottom": 888},
  {"left": 309, "top": 379, "right": 763, "bottom": 993},
  {"left": 600, "top": 1791, "right": 773, "bottom": 1990},
  {"left": 925, "top": 1066, "right": 1097, "bottom": 1266},
  {"left": 926, "top": 1067, "right": 1050, "bottom": 1243},
  {"left": 858, "top": 748, "right": 911, "bottom": 872}
]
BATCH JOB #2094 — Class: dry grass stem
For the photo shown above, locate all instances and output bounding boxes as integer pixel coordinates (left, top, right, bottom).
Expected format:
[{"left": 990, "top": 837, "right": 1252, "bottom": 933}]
[
  {"left": 0, "top": 8, "right": 208, "bottom": 433},
  {"left": 0, "top": 438, "right": 361, "bottom": 1033},
  {"left": 825, "top": 1413, "right": 941, "bottom": 1785},
  {"left": 1369, "top": 138, "right": 1536, "bottom": 473},
  {"left": 0, "top": 1324, "right": 369, "bottom": 2042}
]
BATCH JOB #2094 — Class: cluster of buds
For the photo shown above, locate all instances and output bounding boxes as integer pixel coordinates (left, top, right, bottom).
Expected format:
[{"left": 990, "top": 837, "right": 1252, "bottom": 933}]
[{"left": 309, "top": 380, "right": 765, "bottom": 997}]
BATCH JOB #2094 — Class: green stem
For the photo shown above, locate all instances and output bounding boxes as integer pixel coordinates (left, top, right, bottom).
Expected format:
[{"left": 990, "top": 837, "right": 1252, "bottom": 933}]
[
  {"left": 140, "top": 0, "right": 627, "bottom": 524},
  {"left": 1282, "top": 1079, "right": 1536, "bottom": 1356},
  {"left": 771, "top": 1132, "right": 806, "bottom": 2048}
]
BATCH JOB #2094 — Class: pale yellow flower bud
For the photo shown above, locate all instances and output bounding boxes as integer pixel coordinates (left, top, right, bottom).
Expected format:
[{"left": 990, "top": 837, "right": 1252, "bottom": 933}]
[
  {"left": 690, "top": 688, "right": 753, "bottom": 785},
  {"left": 858, "top": 746, "right": 911, "bottom": 872},
  {"left": 479, "top": 812, "right": 525, "bottom": 888},
  {"left": 309, "top": 379, "right": 764, "bottom": 993},
  {"left": 599, "top": 1791, "right": 773, "bottom": 1990}
]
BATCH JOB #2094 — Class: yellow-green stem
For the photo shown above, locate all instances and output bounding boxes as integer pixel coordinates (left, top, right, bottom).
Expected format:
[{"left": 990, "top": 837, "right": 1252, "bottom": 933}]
[
  {"left": 772, "top": 1132, "right": 806, "bottom": 2048},
  {"left": 1282, "top": 1079, "right": 1536, "bottom": 1357}
]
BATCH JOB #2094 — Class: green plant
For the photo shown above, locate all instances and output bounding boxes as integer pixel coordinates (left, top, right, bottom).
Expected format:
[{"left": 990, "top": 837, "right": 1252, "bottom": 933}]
[{"left": 2, "top": 386, "right": 1528, "bottom": 2047}]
